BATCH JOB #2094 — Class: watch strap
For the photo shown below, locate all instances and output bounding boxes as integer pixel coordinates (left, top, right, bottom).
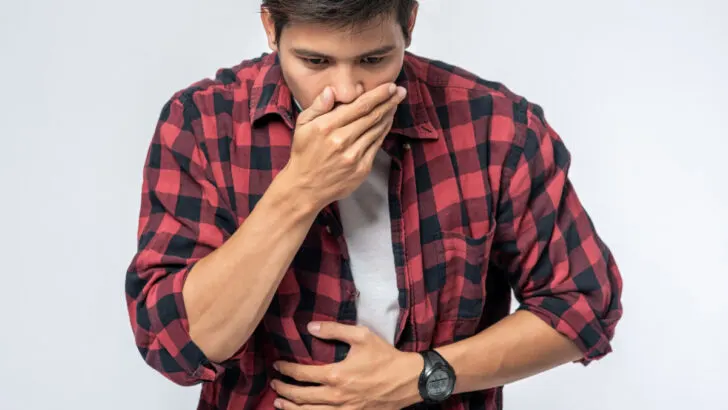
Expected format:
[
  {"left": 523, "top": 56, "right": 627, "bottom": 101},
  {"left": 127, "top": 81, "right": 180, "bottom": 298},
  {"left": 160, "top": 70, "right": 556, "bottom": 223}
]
[
  {"left": 418, "top": 349, "right": 455, "bottom": 404},
  {"left": 425, "top": 350, "right": 446, "bottom": 367}
]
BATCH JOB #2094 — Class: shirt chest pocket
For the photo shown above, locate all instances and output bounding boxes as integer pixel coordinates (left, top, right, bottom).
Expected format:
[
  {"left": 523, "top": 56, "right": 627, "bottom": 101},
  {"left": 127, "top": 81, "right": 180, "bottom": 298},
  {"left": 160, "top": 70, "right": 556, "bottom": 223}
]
[{"left": 422, "top": 227, "right": 495, "bottom": 323}]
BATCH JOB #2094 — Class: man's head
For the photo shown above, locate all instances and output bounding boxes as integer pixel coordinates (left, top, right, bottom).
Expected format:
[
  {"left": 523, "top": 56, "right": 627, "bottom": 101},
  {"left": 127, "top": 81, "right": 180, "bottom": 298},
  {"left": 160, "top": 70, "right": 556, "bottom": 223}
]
[{"left": 260, "top": 0, "right": 418, "bottom": 110}]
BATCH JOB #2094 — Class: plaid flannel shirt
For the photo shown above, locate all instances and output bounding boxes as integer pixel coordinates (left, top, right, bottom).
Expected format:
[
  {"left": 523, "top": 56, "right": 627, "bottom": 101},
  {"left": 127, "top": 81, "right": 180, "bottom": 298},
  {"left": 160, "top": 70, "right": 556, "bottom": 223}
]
[{"left": 125, "top": 51, "right": 623, "bottom": 409}]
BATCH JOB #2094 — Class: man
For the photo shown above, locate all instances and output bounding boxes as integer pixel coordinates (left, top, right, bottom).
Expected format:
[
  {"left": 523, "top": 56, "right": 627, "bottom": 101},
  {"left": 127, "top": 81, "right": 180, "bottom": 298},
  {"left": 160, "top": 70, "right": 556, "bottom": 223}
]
[{"left": 125, "top": 1, "right": 623, "bottom": 409}]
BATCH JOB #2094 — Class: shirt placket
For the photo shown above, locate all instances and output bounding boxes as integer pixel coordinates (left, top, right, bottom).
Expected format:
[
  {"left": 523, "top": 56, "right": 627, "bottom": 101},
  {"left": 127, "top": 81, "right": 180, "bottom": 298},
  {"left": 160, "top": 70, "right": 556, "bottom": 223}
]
[
  {"left": 387, "top": 141, "right": 415, "bottom": 349},
  {"left": 320, "top": 203, "right": 358, "bottom": 361}
]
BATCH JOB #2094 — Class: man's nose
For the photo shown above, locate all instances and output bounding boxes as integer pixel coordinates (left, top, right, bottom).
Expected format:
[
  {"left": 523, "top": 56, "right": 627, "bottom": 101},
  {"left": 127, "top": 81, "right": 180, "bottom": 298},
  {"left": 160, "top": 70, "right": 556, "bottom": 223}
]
[{"left": 331, "top": 72, "right": 364, "bottom": 105}]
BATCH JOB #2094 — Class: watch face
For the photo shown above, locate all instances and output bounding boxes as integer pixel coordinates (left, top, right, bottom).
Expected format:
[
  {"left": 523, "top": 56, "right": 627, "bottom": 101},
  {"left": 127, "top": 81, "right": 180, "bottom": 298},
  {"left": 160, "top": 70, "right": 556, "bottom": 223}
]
[{"left": 426, "top": 368, "right": 453, "bottom": 399}]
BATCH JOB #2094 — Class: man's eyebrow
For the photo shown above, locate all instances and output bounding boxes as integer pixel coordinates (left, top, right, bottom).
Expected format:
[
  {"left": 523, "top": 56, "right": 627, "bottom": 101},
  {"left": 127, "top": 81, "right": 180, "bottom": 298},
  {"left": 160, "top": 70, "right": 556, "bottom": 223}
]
[{"left": 291, "top": 45, "right": 397, "bottom": 59}]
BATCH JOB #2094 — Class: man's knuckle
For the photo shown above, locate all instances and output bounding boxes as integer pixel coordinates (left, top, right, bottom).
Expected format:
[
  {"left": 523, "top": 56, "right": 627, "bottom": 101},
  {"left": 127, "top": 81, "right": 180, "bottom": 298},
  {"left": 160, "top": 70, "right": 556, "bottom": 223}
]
[
  {"left": 372, "top": 110, "right": 385, "bottom": 124},
  {"left": 356, "top": 326, "right": 370, "bottom": 341},
  {"left": 359, "top": 101, "right": 373, "bottom": 116},
  {"left": 341, "top": 374, "right": 355, "bottom": 388},
  {"left": 331, "top": 389, "right": 345, "bottom": 402},
  {"left": 330, "top": 135, "right": 346, "bottom": 149},
  {"left": 357, "top": 160, "right": 372, "bottom": 174},
  {"left": 319, "top": 122, "right": 333, "bottom": 136},
  {"left": 341, "top": 152, "right": 358, "bottom": 167},
  {"left": 327, "top": 369, "right": 342, "bottom": 385}
]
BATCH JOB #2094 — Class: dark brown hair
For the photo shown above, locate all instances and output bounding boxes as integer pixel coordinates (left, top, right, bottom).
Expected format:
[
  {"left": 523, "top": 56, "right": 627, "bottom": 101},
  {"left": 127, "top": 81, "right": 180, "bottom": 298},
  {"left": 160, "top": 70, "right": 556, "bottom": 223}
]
[{"left": 261, "top": 0, "right": 417, "bottom": 44}]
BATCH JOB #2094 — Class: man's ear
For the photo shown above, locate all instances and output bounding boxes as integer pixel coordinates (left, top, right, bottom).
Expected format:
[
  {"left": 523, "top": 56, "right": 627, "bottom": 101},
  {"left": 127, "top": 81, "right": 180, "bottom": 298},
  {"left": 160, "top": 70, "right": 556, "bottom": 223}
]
[
  {"left": 405, "top": 1, "right": 419, "bottom": 48},
  {"left": 260, "top": 7, "right": 279, "bottom": 51}
]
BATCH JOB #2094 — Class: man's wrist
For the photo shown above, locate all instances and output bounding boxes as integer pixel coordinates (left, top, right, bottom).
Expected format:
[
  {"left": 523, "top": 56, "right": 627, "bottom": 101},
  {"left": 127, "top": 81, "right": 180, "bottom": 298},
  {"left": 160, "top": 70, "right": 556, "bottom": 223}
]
[
  {"left": 276, "top": 163, "right": 331, "bottom": 214},
  {"left": 272, "top": 166, "right": 323, "bottom": 218},
  {"left": 392, "top": 352, "right": 425, "bottom": 408}
]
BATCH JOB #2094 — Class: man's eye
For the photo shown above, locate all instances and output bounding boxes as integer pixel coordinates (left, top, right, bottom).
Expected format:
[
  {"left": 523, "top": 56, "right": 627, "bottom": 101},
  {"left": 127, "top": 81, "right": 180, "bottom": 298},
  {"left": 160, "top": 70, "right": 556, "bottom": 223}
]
[
  {"left": 362, "top": 56, "right": 385, "bottom": 65},
  {"left": 304, "top": 58, "right": 327, "bottom": 66}
]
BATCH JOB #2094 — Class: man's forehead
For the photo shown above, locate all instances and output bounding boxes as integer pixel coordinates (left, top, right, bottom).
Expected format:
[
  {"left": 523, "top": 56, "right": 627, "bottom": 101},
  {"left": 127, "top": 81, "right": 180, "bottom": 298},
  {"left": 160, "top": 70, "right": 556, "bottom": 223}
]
[
  {"left": 285, "top": 22, "right": 400, "bottom": 57},
  {"left": 285, "top": 15, "right": 398, "bottom": 40}
]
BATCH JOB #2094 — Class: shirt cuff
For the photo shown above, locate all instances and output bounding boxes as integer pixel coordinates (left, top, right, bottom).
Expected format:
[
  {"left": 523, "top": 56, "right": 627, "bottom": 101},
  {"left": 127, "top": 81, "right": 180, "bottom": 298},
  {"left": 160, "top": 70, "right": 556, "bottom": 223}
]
[
  {"left": 517, "top": 298, "right": 613, "bottom": 365},
  {"left": 145, "top": 265, "right": 249, "bottom": 385}
]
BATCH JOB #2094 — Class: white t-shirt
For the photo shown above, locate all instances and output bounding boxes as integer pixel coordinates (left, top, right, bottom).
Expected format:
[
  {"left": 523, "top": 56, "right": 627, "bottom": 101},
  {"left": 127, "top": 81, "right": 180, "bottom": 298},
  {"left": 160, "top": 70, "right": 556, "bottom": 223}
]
[
  {"left": 337, "top": 149, "right": 399, "bottom": 344},
  {"left": 293, "top": 98, "right": 399, "bottom": 344}
]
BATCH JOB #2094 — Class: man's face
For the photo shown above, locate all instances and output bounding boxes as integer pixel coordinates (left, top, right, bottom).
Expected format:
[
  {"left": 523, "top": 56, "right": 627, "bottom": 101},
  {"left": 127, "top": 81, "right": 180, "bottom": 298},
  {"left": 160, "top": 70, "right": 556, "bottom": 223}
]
[{"left": 262, "top": 10, "right": 416, "bottom": 110}]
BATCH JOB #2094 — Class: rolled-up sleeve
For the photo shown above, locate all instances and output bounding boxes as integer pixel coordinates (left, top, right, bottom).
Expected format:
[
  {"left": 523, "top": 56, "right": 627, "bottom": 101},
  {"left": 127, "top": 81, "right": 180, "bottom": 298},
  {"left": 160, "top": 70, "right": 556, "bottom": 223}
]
[
  {"left": 124, "top": 95, "right": 243, "bottom": 385},
  {"left": 492, "top": 102, "right": 623, "bottom": 364}
]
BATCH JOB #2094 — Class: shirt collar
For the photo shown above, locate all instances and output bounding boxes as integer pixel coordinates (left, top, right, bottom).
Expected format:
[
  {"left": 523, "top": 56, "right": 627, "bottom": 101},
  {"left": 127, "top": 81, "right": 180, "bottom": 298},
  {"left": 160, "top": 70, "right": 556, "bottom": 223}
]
[
  {"left": 248, "top": 52, "right": 441, "bottom": 141},
  {"left": 248, "top": 53, "right": 297, "bottom": 129}
]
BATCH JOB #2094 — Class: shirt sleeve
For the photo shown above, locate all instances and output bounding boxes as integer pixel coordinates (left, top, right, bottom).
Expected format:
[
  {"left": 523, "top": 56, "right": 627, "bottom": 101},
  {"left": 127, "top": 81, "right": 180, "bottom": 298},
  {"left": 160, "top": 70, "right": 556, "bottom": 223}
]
[
  {"left": 491, "top": 101, "right": 624, "bottom": 364},
  {"left": 124, "top": 95, "right": 243, "bottom": 385}
]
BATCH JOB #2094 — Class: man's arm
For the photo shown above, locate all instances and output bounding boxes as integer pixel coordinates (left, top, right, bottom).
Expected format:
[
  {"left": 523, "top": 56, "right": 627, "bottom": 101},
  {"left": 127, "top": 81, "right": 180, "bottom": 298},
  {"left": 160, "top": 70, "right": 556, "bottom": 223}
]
[
  {"left": 443, "top": 310, "right": 584, "bottom": 391},
  {"left": 179, "top": 84, "right": 406, "bottom": 364},
  {"left": 270, "top": 311, "right": 583, "bottom": 409},
  {"left": 269, "top": 101, "right": 623, "bottom": 409},
  {"left": 125, "top": 95, "right": 318, "bottom": 386},
  {"left": 427, "top": 100, "right": 624, "bottom": 397},
  {"left": 390, "top": 311, "right": 585, "bottom": 406},
  {"left": 126, "top": 83, "right": 407, "bottom": 385}
]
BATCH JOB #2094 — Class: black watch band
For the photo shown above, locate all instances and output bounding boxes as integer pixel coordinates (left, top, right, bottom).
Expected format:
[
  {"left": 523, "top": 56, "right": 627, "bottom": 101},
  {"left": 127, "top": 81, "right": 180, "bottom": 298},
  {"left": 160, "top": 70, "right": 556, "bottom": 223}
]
[{"left": 418, "top": 350, "right": 456, "bottom": 404}]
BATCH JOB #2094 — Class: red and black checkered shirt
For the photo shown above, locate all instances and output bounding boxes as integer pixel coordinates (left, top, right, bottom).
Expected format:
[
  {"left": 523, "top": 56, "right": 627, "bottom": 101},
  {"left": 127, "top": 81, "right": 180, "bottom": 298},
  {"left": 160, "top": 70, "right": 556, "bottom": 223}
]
[{"left": 125, "top": 51, "right": 623, "bottom": 409}]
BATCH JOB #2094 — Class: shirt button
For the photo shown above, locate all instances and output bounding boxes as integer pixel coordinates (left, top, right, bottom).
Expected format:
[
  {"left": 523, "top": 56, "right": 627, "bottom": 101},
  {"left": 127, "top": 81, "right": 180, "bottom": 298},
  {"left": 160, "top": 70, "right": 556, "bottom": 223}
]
[
  {"left": 325, "top": 225, "right": 332, "bottom": 234},
  {"left": 403, "top": 143, "right": 411, "bottom": 151}
]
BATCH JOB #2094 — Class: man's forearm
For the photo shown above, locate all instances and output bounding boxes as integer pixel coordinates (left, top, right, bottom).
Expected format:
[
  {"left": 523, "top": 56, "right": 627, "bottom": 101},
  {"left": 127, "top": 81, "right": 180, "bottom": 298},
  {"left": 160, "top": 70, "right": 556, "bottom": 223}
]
[
  {"left": 445, "top": 310, "right": 582, "bottom": 393},
  {"left": 398, "top": 310, "right": 583, "bottom": 406},
  {"left": 183, "top": 168, "right": 320, "bottom": 363}
]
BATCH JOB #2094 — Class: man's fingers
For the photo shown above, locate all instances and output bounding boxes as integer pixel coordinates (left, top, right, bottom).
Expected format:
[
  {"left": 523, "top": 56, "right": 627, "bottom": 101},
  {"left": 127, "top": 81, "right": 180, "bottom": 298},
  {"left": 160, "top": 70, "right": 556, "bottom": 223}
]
[
  {"left": 296, "top": 87, "right": 335, "bottom": 125},
  {"left": 274, "top": 361, "right": 332, "bottom": 385},
  {"left": 308, "top": 321, "right": 371, "bottom": 345},
  {"left": 358, "top": 120, "right": 393, "bottom": 167},
  {"left": 273, "top": 397, "right": 334, "bottom": 410},
  {"left": 318, "top": 82, "right": 399, "bottom": 130},
  {"left": 357, "top": 128, "right": 390, "bottom": 173},
  {"left": 271, "top": 382, "right": 341, "bottom": 406},
  {"left": 346, "top": 110, "right": 394, "bottom": 159},
  {"left": 336, "top": 86, "right": 406, "bottom": 146}
]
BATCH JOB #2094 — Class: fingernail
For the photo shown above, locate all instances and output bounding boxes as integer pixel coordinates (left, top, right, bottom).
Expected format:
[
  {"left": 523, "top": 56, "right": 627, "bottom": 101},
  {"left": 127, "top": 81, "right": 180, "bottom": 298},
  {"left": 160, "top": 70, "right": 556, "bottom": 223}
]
[
  {"left": 388, "top": 84, "right": 397, "bottom": 94},
  {"left": 274, "top": 399, "right": 283, "bottom": 408},
  {"left": 397, "top": 86, "right": 407, "bottom": 98},
  {"left": 273, "top": 362, "right": 279, "bottom": 371},
  {"left": 322, "top": 87, "right": 332, "bottom": 102},
  {"left": 308, "top": 322, "right": 321, "bottom": 334}
]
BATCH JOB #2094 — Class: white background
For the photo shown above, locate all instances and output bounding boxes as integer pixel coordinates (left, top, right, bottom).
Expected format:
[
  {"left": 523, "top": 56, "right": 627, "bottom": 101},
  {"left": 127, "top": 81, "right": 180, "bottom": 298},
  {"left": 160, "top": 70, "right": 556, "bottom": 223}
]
[{"left": 1, "top": 0, "right": 726, "bottom": 409}]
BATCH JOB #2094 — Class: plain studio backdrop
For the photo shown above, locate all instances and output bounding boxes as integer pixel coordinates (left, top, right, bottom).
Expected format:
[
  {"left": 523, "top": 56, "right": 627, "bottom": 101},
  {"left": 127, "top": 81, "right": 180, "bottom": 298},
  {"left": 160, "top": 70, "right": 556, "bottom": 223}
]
[{"left": 1, "top": 0, "right": 726, "bottom": 409}]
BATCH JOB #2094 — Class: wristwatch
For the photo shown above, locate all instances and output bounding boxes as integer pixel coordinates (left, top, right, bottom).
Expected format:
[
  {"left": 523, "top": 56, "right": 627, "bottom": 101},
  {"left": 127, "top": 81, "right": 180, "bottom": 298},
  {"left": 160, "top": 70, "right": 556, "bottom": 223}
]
[{"left": 418, "top": 350, "right": 456, "bottom": 404}]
